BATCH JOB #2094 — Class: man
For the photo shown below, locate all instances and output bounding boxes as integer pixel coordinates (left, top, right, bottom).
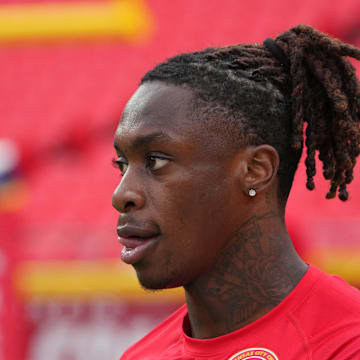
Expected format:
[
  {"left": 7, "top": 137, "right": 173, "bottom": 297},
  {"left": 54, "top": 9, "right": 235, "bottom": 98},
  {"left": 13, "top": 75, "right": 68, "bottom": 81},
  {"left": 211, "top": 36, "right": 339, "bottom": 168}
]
[{"left": 112, "top": 25, "right": 360, "bottom": 359}]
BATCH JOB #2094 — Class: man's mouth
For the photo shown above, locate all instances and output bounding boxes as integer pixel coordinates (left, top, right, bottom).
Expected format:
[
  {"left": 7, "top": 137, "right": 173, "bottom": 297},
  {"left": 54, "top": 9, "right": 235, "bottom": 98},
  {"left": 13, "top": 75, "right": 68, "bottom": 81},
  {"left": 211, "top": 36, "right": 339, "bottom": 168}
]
[{"left": 117, "top": 224, "right": 160, "bottom": 264}]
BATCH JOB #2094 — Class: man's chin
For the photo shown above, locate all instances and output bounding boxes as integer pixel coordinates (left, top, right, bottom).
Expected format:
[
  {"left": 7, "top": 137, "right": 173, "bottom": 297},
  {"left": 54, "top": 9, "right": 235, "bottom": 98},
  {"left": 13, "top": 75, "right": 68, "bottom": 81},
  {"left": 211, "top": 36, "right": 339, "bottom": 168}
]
[{"left": 136, "top": 270, "right": 185, "bottom": 291}]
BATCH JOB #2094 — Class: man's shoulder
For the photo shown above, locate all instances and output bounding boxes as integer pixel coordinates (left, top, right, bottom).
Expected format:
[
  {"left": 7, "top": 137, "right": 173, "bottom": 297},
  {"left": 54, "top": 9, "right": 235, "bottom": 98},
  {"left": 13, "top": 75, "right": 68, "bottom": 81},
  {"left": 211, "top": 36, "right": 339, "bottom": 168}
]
[
  {"left": 290, "top": 266, "right": 360, "bottom": 356},
  {"left": 294, "top": 266, "right": 360, "bottom": 316},
  {"left": 120, "top": 304, "right": 187, "bottom": 359}
]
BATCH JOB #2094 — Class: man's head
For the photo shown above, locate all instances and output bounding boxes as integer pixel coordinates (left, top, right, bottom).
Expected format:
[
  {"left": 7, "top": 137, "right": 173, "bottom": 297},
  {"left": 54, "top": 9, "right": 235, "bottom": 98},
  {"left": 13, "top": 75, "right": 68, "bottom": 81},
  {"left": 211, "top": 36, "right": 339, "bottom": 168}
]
[{"left": 112, "top": 25, "right": 360, "bottom": 289}]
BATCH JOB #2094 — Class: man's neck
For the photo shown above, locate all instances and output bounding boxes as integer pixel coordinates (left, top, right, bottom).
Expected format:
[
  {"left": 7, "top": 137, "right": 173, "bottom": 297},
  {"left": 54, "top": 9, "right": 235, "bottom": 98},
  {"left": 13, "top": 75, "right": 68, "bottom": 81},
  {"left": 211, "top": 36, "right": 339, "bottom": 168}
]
[{"left": 184, "top": 211, "right": 308, "bottom": 339}]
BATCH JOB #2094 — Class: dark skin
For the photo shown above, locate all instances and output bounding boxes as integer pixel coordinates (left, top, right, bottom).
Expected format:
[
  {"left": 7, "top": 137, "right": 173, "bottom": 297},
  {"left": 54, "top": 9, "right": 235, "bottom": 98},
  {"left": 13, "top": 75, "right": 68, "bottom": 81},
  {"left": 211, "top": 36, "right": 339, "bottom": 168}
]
[{"left": 112, "top": 82, "right": 308, "bottom": 339}]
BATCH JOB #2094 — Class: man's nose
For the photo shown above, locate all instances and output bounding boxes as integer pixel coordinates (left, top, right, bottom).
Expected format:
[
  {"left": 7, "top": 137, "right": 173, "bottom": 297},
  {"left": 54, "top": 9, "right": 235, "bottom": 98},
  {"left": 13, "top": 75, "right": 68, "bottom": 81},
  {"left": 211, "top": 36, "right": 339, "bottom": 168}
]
[{"left": 112, "top": 172, "right": 145, "bottom": 213}]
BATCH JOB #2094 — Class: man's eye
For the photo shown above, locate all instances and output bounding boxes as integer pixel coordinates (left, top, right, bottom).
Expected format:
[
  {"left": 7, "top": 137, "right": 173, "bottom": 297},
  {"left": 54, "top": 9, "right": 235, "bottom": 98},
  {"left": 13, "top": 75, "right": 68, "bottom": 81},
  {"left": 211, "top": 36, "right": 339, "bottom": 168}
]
[
  {"left": 148, "top": 156, "right": 169, "bottom": 171},
  {"left": 112, "top": 157, "right": 128, "bottom": 175},
  {"left": 119, "top": 163, "right": 129, "bottom": 175}
]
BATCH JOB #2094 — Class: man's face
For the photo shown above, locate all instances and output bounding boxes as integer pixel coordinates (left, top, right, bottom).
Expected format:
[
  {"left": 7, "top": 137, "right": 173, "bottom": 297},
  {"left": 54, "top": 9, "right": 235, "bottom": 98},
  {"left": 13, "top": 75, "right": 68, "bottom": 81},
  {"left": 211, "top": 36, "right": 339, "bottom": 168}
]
[{"left": 112, "top": 82, "right": 245, "bottom": 289}]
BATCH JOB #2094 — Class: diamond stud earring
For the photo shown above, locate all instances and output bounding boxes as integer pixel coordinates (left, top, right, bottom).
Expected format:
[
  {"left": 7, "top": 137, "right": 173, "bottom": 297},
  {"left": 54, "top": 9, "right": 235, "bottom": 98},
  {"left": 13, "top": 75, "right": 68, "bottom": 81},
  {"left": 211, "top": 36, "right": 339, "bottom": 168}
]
[{"left": 248, "top": 188, "right": 256, "bottom": 197}]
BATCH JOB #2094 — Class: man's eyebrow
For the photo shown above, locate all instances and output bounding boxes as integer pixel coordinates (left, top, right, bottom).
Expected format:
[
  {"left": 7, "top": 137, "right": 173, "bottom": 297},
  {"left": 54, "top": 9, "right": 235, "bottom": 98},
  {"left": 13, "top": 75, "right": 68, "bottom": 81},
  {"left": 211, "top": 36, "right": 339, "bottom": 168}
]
[{"left": 113, "top": 132, "right": 173, "bottom": 153}]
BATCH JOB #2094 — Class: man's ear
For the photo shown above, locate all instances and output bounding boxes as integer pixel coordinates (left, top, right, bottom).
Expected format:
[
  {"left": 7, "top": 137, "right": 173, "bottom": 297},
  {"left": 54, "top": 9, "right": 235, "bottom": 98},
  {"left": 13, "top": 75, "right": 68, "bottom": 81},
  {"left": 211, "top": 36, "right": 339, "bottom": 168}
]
[{"left": 235, "top": 145, "right": 279, "bottom": 196}]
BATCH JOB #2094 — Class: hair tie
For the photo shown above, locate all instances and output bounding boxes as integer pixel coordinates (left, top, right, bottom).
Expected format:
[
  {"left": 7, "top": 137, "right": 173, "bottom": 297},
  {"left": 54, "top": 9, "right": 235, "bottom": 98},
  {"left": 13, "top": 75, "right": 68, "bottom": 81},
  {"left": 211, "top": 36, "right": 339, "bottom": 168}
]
[{"left": 263, "top": 38, "right": 290, "bottom": 70}]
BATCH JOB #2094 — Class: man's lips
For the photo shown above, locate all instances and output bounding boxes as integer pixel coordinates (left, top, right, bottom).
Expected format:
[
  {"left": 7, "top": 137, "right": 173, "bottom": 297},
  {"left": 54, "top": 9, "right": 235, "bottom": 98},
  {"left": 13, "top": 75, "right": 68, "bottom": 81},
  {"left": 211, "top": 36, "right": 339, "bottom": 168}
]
[
  {"left": 117, "top": 224, "right": 160, "bottom": 264},
  {"left": 117, "top": 224, "right": 160, "bottom": 242}
]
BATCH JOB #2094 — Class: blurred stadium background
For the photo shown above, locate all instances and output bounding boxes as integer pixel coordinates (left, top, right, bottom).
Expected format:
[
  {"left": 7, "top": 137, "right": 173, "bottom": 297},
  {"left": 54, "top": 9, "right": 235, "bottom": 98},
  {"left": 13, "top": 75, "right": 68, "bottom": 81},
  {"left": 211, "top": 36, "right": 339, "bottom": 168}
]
[{"left": 0, "top": 0, "right": 360, "bottom": 359}]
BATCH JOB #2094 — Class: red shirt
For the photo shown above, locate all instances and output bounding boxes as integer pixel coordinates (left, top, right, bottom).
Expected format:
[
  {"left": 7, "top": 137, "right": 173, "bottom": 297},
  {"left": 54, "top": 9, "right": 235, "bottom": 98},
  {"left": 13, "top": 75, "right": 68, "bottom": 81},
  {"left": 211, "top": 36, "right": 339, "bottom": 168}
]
[{"left": 120, "top": 266, "right": 360, "bottom": 359}]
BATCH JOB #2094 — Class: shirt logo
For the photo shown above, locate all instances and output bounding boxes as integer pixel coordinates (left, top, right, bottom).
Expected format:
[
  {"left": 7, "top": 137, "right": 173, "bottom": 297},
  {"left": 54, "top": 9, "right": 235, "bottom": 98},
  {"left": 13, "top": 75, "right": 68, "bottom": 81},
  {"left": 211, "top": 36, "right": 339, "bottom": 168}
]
[{"left": 228, "top": 347, "right": 279, "bottom": 360}]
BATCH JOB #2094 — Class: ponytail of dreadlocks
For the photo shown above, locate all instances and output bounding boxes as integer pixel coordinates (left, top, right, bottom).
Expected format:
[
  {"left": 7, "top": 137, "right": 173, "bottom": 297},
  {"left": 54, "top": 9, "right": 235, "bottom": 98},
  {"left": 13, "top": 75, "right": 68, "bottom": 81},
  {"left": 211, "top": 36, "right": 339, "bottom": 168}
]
[{"left": 141, "top": 25, "right": 360, "bottom": 204}]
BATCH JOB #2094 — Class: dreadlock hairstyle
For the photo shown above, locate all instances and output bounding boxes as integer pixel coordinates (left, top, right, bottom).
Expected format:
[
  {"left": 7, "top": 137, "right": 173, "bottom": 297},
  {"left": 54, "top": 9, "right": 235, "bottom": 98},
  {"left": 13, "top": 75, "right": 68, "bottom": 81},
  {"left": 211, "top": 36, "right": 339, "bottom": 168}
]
[{"left": 141, "top": 25, "right": 360, "bottom": 204}]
